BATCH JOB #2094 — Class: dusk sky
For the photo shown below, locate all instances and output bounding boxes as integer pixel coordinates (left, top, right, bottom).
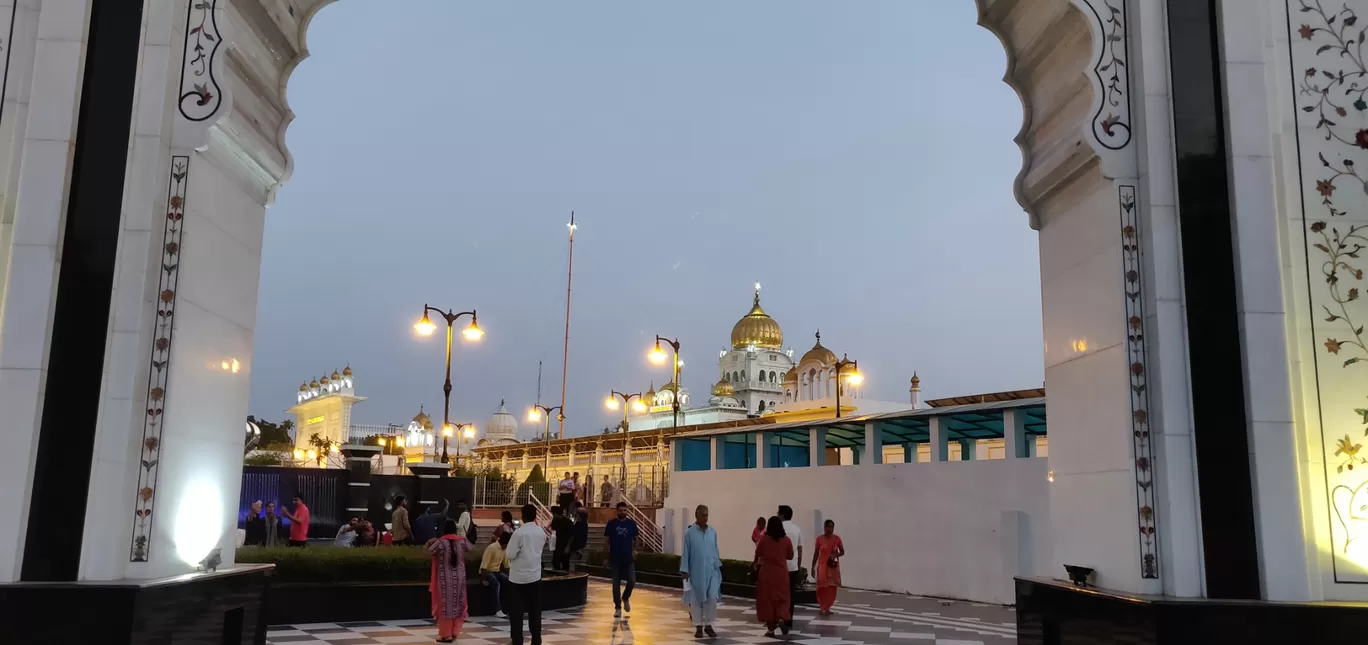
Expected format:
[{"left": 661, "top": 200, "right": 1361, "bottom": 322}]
[{"left": 248, "top": 0, "right": 1042, "bottom": 439}]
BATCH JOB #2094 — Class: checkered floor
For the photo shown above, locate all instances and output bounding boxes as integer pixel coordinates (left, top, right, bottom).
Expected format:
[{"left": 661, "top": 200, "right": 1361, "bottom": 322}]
[{"left": 267, "top": 579, "right": 1017, "bottom": 644}]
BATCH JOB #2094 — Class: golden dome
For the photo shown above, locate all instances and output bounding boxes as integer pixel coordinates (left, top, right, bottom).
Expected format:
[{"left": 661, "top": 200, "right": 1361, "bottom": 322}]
[
  {"left": 309, "top": 379, "right": 319, "bottom": 388},
  {"left": 412, "top": 408, "right": 430, "bottom": 426},
  {"left": 659, "top": 382, "right": 680, "bottom": 394},
  {"left": 320, "top": 374, "right": 330, "bottom": 384},
  {"left": 331, "top": 370, "right": 341, "bottom": 380},
  {"left": 783, "top": 369, "right": 797, "bottom": 383},
  {"left": 837, "top": 356, "right": 858, "bottom": 375},
  {"left": 299, "top": 383, "right": 309, "bottom": 392},
  {"left": 645, "top": 381, "right": 657, "bottom": 399},
  {"left": 730, "top": 284, "right": 783, "bottom": 349},
  {"left": 712, "top": 379, "right": 735, "bottom": 397},
  {"left": 910, "top": 372, "right": 921, "bottom": 388},
  {"left": 342, "top": 365, "right": 353, "bottom": 377},
  {"left": 800, "top": 331, "right": 837, "bottom": 365}
]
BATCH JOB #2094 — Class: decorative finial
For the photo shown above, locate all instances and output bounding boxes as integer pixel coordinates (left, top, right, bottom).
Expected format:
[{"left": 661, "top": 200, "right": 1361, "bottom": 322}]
[
  {"left": 753, "top": 281, "right": 761, "bottom": 306},
  {"left": 815, "top": 329, "right": 821, "bottom": 343},
  {"left": 500, "top": 398, "right": 505, "bottom": 406}
]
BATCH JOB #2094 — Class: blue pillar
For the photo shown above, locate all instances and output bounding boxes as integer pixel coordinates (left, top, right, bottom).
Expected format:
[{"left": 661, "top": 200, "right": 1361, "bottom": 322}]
[
  {"left": 863, "top": 422, "right": 883, "bottom": 465},
  {"left": 929, "top": 417, "right": 949, "bottom": 462},
  {"left": 809, "top": 427, "right": 827, "bottom": 466},
  {"left": 959, "top": 438, "right": 977, "bottom": 461}
]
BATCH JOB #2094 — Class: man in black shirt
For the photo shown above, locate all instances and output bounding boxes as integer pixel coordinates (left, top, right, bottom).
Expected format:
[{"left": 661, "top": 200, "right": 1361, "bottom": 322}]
[{"left": 549, "top": 506, "right": 574, "bottom": 571}]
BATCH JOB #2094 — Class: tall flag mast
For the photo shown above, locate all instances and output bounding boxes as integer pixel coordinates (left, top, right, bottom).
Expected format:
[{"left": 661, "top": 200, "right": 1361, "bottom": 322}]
[{"left": 558, "top": 212, "right": 576, "bottom": 438}]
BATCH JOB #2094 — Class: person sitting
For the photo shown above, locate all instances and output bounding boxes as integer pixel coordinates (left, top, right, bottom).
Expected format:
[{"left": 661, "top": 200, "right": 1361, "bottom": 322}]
[
  {"left": 481, "top": 531, "right": 512, "bottom": 618},
  {"left": 353, "top": 520, "right": 379, "bottom": 547}
]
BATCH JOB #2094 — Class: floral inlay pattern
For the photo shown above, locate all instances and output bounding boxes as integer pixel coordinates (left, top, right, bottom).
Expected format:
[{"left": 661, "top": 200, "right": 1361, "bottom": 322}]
[
  {"left": 1079, "top": 0, "right": 1132, "bottom": 150},
  {"left": 177, "top": 0, "right": 222, "bottom": 122},
  {"left": 1292, "top": 0, "right": 1368, "bottom": 582},
  {"left": 129, "top": 156, "right": 190, "bottom": 563},
  {"left": 1118, "top": 185, "right": 1159, "bottom": 579}
]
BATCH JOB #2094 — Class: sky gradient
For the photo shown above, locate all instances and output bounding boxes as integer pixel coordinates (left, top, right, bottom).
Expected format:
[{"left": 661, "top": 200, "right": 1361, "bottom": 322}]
[{"left": 249, "top": 0, "right": 1041, "bottom": 439}]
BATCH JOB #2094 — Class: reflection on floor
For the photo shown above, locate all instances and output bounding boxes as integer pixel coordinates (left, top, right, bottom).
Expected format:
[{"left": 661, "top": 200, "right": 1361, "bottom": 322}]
[{"left": 266, "top": 579, "right": 1017, "bottom": 644}]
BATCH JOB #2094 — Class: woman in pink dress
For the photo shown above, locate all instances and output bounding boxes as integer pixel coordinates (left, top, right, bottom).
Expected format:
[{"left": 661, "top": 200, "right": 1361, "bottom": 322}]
[
  {"left": 750, "top": 517, "right": 765, "bottom": 543},
  {"left": 427, "top": 519, "right": 470, "bottom": 642},
  {"left": 753, "top": 516, "right": 794, "bottom": 636},
  {"left": 811, "top": 519, "right": 846, "bottom": 615}
]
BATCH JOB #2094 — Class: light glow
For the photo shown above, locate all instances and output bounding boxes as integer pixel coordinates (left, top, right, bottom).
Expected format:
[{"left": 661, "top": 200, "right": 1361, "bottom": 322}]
[
  {"left": 293, "top": 448, "right": 304, "bottom": 460},
  {"left": 415, "top": 312, "right": 437, "bottom": 336},
  {"left": 649, "top": 343, "right": 667, "bottom": 364},
  {"left": 605, "top": 396, "right": 620, "bottom": 411},
  {"left": 528, "top": 409, "right": 542, "bottom": 423},
  {"left": 443, "top": 424, "right": 454, "bottom": 437},
  {"left": 631, "top": 399, "right": 648, "bottom": 414},
  {"left": 463, "top": 425, "right": 475, "bottom": 439},
  {"left": 173, "top": 478, "right": 223, "bottom": 566},
  {"left": 306, "top": 449, "right": 317, "bottom": 460},
  {"left": 377, "top": 437, "right": 387, "bottom": 447},
  {"left": 845, "top": 371, "right": 865, "bottom": 386},
  {"left": 463, "top": 320, "right": 484, "bottom": 341}
]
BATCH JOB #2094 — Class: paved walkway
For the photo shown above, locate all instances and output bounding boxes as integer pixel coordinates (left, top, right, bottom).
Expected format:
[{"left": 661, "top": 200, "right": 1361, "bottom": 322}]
[{"left": 266, "top": 579, "right": 1017, "bottom": 644}]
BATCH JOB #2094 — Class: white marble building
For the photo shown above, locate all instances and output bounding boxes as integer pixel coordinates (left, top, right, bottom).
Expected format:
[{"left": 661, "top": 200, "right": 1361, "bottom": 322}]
[{"left": 0, "top": 0, "right": 1365, "bottom": 641}]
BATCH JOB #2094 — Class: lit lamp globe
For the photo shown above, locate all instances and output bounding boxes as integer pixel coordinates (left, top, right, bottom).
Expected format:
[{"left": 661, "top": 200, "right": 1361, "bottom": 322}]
[
  {"left": 604, "top": 396, "right": 620, "bottom": 411},
  {"left": 442, "top": 424, "right": 454, "bottom": 438},
  {"left": 649, "top": 342, "right": 668, "bottom": 364},
  {"left": 528, "top": 408, "right": 542, "bottom": 423},
  {"left": 462, "top": 318, "right": 484, "bottom": 341},
  {"left": 462, "top": 425, "right": 476, "bottom": 440},
  {"left": 414, "top": 312, "right": 437, "bottom": 336},
  {"left": 631, "top": 399, "right": 648, "bottom": 414}
]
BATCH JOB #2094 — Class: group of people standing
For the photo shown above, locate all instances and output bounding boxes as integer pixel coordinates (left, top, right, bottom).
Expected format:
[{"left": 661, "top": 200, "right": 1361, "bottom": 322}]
[
  {"left": 681, "top": 504, "right": 845, "bottom": 639},
  {"left": 242, "top": 496, "right": 310, "bottom": 547}
]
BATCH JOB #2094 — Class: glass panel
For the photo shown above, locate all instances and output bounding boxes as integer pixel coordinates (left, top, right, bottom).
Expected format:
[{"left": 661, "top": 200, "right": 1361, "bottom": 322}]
[{"left": 677, "top": 438, "right": 711, "bottom": 472}]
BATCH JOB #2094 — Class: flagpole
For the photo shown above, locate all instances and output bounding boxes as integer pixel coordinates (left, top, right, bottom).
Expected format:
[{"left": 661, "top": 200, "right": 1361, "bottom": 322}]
[{"left": 558, "top": 212, "right": 576, "bottom": 439}]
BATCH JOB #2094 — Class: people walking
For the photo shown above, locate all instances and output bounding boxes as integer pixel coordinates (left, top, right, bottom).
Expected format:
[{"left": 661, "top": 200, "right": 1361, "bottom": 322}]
[
  {"left": 391, "top": 496, "right": 413, "bottom": 545},
  {"left": 426, "top": 519, "right": 470, "bottom": 643},
  {"left": 777, "top": 505, "right": 803, "bottom": 629},
  {"left": 506, "top": 504, "right": 548, "bottom": 645},
  {"left": 481, "top": 531, "right": 511, "bottom": 618},
  {"left": 549, "top": 506, "right": 574, "bottom": 571},
  {"left": 283, "top": 495, "right": 310, "bottom": 547},
  {"left": 750, "top": 517, "right": 765, "bottom": 544},
  {"left": 680, "top": 505, "right": 722, "bottom": 639},
  {"left": 599, "top": 479, "right": 613, "bottom": 507},
  {"left": 812, "top": 519, "right": 845, "bottom": 615},
  {"left": 244, "top": 501, "right": 265, "bottom": 546},
  {"left": 754, "top": 516, "right": 794, "bottom": 636},
  {"left": 605, "top": 501, "right": 639, "bottom": 617}
]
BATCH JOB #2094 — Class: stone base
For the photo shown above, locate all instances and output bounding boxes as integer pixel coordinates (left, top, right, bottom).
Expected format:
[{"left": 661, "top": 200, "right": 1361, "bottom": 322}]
[
  {"left": 0, "top": 564, "right": 273, "bottom": 644},
  {"left": 1015, "top": 577, "right": 1368, "bottom": 644}
]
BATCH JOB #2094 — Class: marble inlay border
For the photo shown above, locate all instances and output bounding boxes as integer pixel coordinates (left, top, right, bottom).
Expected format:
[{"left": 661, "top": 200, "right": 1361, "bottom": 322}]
[
  {"left": 129, "top": 155, "right": 190, "bottom": 563},
  {"left": 177, "top": 0, "right": 222, "bottom": 122},
  {"left": 1080, "top": 0, "right": 1132, "bottom": 150},
  {"left": 1288, "top": 0, "right": 1368, "bottom": 584},
  {"left": 1118, "top": 184, "right": 1159, "bottom": 579}
]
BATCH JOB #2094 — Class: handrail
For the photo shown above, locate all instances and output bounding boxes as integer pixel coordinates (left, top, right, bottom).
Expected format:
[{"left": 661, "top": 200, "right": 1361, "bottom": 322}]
[
  {"left": 526, "top": 490, "right": 554, "bottom": 538},
  {"left": 621, "top": 492, "right": 663, "bottom": 553}
]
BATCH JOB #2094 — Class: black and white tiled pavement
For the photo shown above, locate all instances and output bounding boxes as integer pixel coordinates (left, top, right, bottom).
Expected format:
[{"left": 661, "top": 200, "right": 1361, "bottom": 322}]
[{"left": 267, "top": 580, "right": 1017, "bottom": 644}]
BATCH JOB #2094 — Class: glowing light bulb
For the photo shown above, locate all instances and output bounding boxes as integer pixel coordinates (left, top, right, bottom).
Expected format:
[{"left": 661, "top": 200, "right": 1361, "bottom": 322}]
[
  {"left": 846, "top": 371, "right": 864, "bottom": 386},
  {"left": 463, "top": 320, "right": 484, "bottom": 341},
  {"left": 631, "top": 399, "right": 648, "bottom": 414},
  {"left": 306, "top": 449, "right": 317, "bottom": 460},
  {"left": 463, "top": 426, "right": 475, "bottom": 439},
  {"left": 528, "top": 409, "right": 542, "bottom": 423},
  {"left": 650, "top": 343, "right": 667, "bottom": 364},
  {"left": 293, "top": 449, "right": 304, "bottom": 460},
  {"left": 605, "top": 396, "right": 620, "bottom": 411},
  {"left": 414, "top": 312, "right": 437, "bottom": 336},
  {"left": 443, "top": 424, "right": 454, "bottom": 437}
]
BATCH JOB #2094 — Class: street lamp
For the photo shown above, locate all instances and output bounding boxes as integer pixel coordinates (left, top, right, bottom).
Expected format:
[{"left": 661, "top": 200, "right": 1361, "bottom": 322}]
[
  {"left": 606, "top": 390, "right": 646, "bottom": 503},
  {"left": 414, "top": 304, "right": 483, "bottom": 463},
  {"left": 529, "top": 403, "right": 564, "bottom": 471},
  {"left": 441, "top": 423, "right": 454, "bottom": 463},
  {"left": 834, "top": 353, "right": 863, "bottom": 418},
  {"left": 648, "top": 336, "right": 682, "bottom": 429}
]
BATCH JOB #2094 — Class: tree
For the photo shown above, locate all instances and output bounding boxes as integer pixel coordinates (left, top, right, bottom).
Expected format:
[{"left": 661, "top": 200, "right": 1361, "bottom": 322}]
[{"left": 250, "top": 416, "right": 293, "bottom": 449}]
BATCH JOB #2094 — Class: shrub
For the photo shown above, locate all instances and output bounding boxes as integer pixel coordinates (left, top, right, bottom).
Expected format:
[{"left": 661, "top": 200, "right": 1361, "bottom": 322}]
[
  {"left": 236, "top": 545, "right": 486, "bottom": 584},
  {"left": 244, "top": 453, "right": 285, "bottom": 466}
]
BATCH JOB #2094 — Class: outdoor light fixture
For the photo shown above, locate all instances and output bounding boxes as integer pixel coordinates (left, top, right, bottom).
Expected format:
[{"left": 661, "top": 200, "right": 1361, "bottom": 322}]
[
  {"left": 377, "top": 437, "right": 387, "bottom": 447},
  {"left": 443, "top": 424, "right": 454, "bottom": 438},
  {"left": 293, "top": 448, "right": 304, "bottom": 460},
  {"left": 631, "top": 399, "right": 648, "bottom": 414},
  {"left": 1063, "top": 564, "right": 1094, "bottom": 588},
  {"left": 414, "top": 312, "right": 437, "bottom": 336},
  {"left": 462, "top": 425, "right": 475, "bottom": 440},
  {"left": 605, "top": 396, "right": 620, "bottom": 411},
  {"left": 650, "top": 342, "right": 668, "bottom": 365},
  {"left": 528, "top": 408, "right": 542, "bottom": 423},
  {"left": 462, "top": 318, "right": 484, "bottom": 341}
]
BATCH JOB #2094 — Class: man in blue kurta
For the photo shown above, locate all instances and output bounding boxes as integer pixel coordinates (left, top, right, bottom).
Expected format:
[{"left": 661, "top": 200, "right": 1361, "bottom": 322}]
[{"left": 680, "top": 504, "right": 722, "bottom": 639}]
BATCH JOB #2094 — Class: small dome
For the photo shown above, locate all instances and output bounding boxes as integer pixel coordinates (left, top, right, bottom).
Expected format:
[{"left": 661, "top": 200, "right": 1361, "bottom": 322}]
[
  {"left": 712, "top": 379, "right": 735, "bottom": 396},
  {"left": 486, "top": 399, "right": 518, "bottom": 440},
  {"left": 320, "top": 374, "right": 330, "bottom": 384},
  {"left": 837, "top": 358, "right": 859, "bottom": 375},
  {"left": 331, "top": 370, "right": 341, "bottom": 380},
  {"left": 730, "top": 284, "right": 784, "bottom": 350},
  {"left": 783, "top": 369, "right": 797, "bottom": 383},
  {"left": 412, "top": 408, "right": 430, "bottom": 426},
  {"left": 299, "top": 383, "right": 308, "bottom": 392},
  {"left": 645, "top": 381, "right": 657, "bottom": 400},
  {"left": 309, "top": 379, "right": 319, "bottom": 388},
  {"left": 659, "top": 382, "right": 679, "bottom": 394},
  {"left": 342, "top": 365, "right": 353, "bottom": 377},
  {"left": 910, "top": 372, "right": 921, "bottom": 388},
  {"left": 800, "top": 331, "right": 837, "bottom": 365}
]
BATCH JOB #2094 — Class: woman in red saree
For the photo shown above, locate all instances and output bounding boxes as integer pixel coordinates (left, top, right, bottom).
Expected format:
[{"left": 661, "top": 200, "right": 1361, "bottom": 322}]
[
  {"left": 427, "top": 519, "right": 470, "bottom": 643},
  {"left": 753, "top": 516, "right": 794, "bottom": 636},
  {"left": 811, "top": 519, "right": 845, "bottom": 615}
]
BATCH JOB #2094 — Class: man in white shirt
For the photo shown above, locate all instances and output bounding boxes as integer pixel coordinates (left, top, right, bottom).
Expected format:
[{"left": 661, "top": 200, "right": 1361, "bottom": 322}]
[
  {"left": 455, "top": 501, "right": 472, "bottom": 537},
  {"left": 557, "top": 472, "right": 576, "bottom": 514},
  {"left": 333, "top": 517, "right": 358, "bottom": 547},
  {"left": 505, "top": 504, "right": 548, "bottom": 645},
  {"left": 778, "top": 505, "right": 803, "bottom": 630}
]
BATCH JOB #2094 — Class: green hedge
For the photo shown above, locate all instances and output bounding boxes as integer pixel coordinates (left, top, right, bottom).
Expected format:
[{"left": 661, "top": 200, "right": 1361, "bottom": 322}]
[
  {"left": 588, "top": 551, "right": 805, "bottom": 585},
  {"left": 236, "top": 545, "right": 487, "bottom": 584}
]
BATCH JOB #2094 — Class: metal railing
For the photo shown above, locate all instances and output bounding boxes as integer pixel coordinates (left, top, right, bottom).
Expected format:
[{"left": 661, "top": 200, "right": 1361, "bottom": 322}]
[
  {"left": 526, "top": 490, "right": 554, "bottom": 538},
  {"left": 621, "top": 493, "right": 663, "bottom": 553}
]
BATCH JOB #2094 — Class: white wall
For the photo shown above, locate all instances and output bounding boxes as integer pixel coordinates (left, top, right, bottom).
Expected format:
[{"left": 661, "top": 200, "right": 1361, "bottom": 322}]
[{"left": 664, "top": 457, "right": 1051, "bottom": 605}]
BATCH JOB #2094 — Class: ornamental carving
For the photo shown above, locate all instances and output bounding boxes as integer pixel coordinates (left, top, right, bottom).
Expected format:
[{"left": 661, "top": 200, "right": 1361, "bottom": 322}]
[
  {"left": 1118, "top": 185, "right": 1159, "bottom": 579},
  {"left": 1290, "top": 0, "right": 1368, "bottom": 582},
  {"left": 129, "top": 156, "right": 190, "bottom": 562},
  {"left": 177, "top": 0, "right": 223, "bottom": 122},
  {"left": 1077, "top": 0, "right": 1132, "bottom": 150}
]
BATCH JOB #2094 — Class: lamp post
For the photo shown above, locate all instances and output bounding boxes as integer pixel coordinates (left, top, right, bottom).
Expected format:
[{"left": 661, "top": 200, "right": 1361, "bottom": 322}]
[
  {"left": 449, "top": 422, "right": 475, "bottom": 462},
  {"left": 605, "top": 391, "right": 647, "bottom": 504},
  {"left": 462, "top": 424, "right": 476, "bottom": 462},
  {"left": 833, "top": 353, "right": 864, "bottom": 418},
  {"left": 414, "top": 304, "right": 483, "bottom": 464},
  {"left": 441, "top": 423, "right": 454, "bottom": 463},
  {"left": 528, "top": 404, "right": 564, "bottom": 472},
  {"left": 649, "top": 336, "right": 682, "bottom": 470}
]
